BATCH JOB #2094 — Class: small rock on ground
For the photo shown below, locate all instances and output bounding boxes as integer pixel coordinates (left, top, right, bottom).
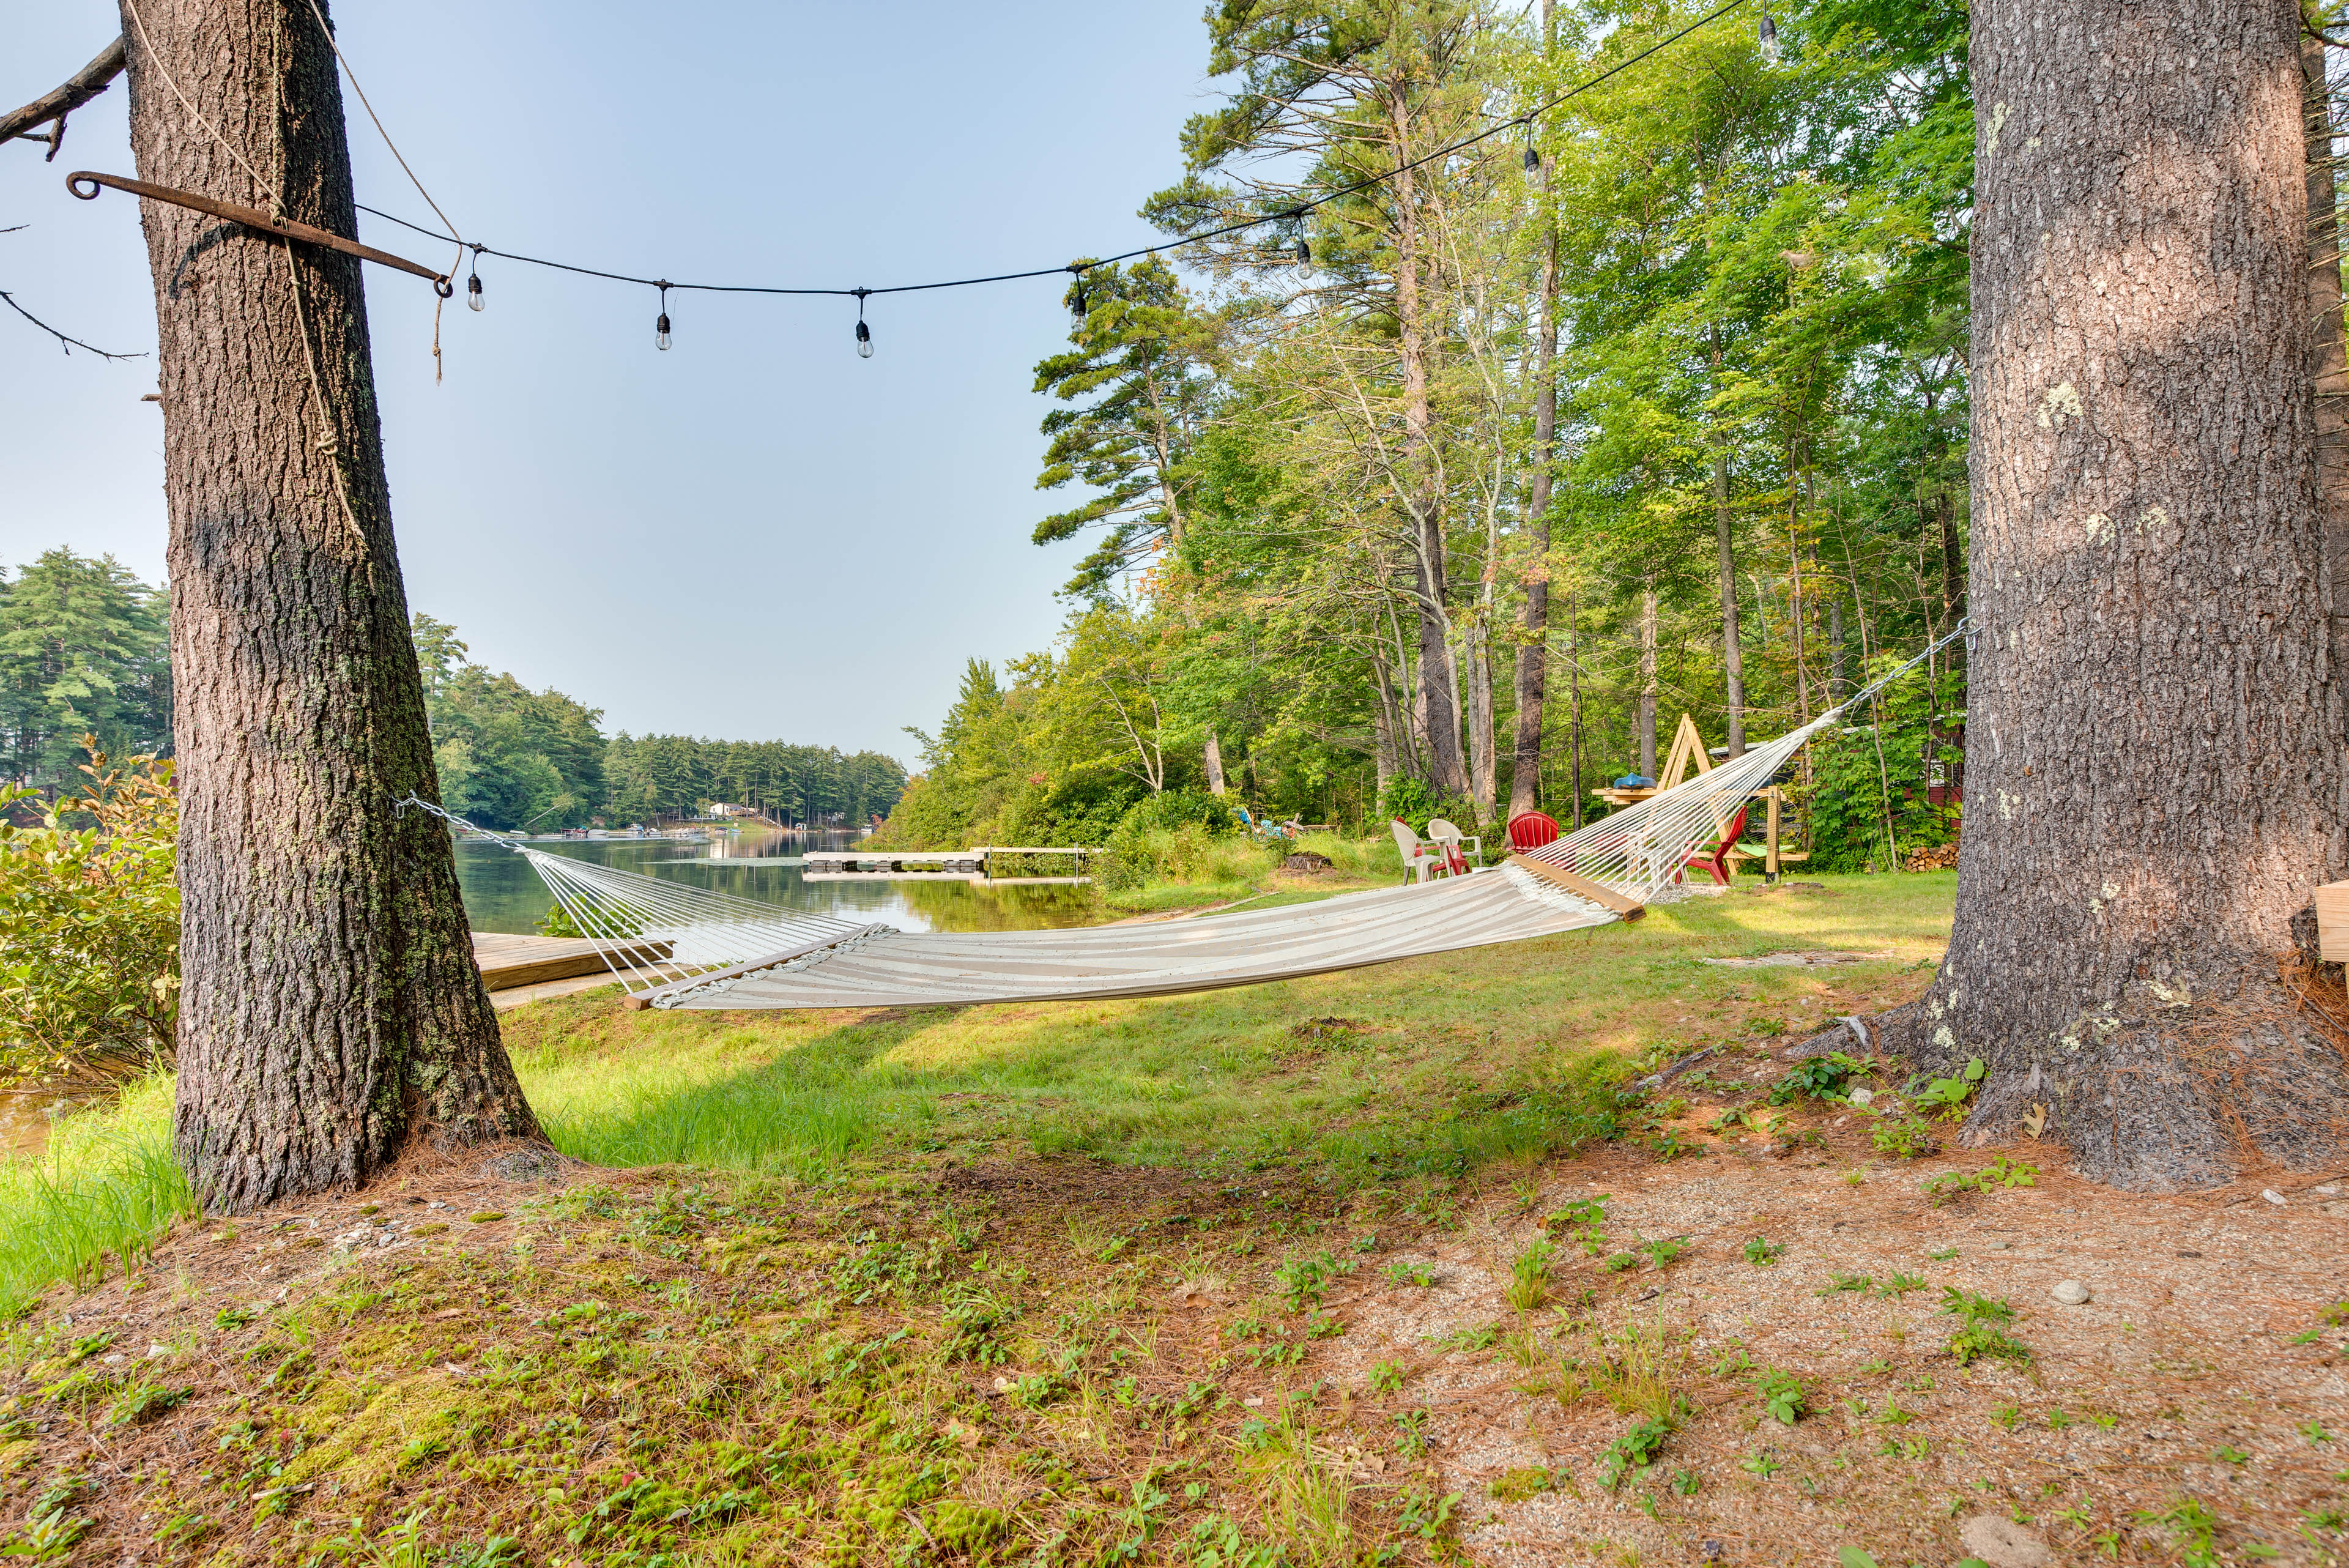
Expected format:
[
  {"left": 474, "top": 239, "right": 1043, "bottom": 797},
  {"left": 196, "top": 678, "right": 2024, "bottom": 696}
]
[
  {"left": 2051, "top": 1279, "right": 2091, "bottom": 1305},
  {"left": 1959, "top": 1514, "right": 2051, "bottom": 1568}
]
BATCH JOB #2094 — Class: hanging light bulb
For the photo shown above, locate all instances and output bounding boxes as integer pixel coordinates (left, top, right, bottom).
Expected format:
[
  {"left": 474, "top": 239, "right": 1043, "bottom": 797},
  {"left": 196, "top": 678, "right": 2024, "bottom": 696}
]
[
  {"left": 654, "top": 281, "right": 672, "bottom": 351},
  {"left": 853, "top": 288, "right": 873, "bottom": 359},
  {"left": 466, "top": 246, "right": 484, "bottom": 311},
  {"left": 1758, "top": 8, "right": 1779, "bottom": 64},
  {"left": 1523, "top": 128, "right": 1540, "bottom": 173},
  {"left": 1295, "top": 237, "right": 1312, "bottom": 268}
]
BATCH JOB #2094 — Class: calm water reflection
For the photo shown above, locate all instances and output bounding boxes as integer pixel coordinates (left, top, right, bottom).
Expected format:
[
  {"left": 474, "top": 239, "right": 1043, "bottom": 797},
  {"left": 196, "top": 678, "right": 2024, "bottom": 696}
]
[{"left": 453, "top": 828, "right": 1103, "bottom": 935}]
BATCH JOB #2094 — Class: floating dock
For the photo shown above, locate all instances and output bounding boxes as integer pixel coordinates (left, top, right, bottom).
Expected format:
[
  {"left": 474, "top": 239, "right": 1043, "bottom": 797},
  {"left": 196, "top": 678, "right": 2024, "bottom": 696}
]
[{"left": 801, "top": 845, "right": 1093, "bottom": 885}]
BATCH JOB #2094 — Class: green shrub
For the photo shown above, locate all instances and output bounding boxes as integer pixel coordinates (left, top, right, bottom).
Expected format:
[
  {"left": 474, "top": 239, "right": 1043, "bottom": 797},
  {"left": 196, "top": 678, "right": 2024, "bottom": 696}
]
[
  {"left": 0, "top": 748, "right": 179, "bottom": 1088},
  {"left": 1119, "top": 788, "right": 1236, "bottom": 835},
  {"left": 1097, "top": 819, "right": 1273, "bottom": 893}
]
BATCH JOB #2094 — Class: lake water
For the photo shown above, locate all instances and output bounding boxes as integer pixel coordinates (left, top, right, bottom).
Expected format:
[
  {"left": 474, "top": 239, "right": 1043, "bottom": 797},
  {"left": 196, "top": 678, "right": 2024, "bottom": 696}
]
[{"left": 453, "top": 827, "right": 1104, "bottom": 935}]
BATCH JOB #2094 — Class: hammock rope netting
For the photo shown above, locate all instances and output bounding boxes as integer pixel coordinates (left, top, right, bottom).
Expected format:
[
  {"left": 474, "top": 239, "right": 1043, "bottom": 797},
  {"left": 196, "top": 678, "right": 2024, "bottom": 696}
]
[{"left": 404, "top": 625, "right": 1965, "bottom": 1012}]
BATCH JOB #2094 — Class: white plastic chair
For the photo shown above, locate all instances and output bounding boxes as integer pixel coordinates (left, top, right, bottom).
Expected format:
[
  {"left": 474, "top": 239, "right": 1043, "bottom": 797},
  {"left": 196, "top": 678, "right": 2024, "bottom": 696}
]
[
  {"left": 1425, "top": 818, "right": 1479, "bottom": 875},
  {"left": 1390, "top": 819, "right": 1447, "bottom": 883}
]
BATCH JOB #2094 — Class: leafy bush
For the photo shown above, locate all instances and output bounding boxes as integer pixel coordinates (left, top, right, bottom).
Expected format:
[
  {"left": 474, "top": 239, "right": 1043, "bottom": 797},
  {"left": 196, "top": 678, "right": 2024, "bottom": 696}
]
[
  {"left": 0, "top": 749, "right": 179, "bottom": 1088},
  {"left": 1096, "top": 821, "right": 1274, "bottom": 893},
  {"left": 1119, "top": 788, "right": 1236, "bottom": 835}
]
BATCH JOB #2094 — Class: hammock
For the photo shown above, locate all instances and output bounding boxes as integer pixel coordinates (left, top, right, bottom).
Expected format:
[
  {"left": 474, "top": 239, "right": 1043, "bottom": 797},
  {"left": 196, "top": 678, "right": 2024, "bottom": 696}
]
[{"left": 405, "top": 626, "right": 1964, "bottom": 1013}]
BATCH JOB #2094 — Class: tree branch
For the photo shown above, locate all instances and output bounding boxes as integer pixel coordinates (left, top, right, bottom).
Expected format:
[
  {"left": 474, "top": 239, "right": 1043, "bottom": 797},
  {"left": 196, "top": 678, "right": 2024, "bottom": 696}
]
[
  {"left": 1, "top": 36, "right": 128, "bottom": 157},
  {"left": 0, "top": 287, "right": 143, "bottom": 359}
]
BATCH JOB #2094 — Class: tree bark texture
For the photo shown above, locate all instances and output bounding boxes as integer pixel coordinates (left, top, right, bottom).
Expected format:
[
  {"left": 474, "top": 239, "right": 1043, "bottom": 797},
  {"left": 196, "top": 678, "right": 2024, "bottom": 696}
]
[
  {"left": 121, "top": 0, "right": 540, "bottom": 1212},
  {"left": 1887, "top": 0, "right": 2349, "bottom": 1187},
  {"left": 1710, "top": 326, "right": 1746, "bottom": 757},
  {"left": 1466, "top": 625, "right": 1494, "bottom": 815},
  {"left": 1636, "top": 587, "right": 1658, "bottom": 779},
  {"left": 1388, "top": 91, "right": 1468, "bottom": 800},
  {"left": 1509, "top": 66, "right": 1561, "bottom": 818},
  {"left": 1203, "top": 729, "right": 1226, "bottom": 795},
  {"left": 2305, "top": 35, "right": 2349, "bottom": 686}
]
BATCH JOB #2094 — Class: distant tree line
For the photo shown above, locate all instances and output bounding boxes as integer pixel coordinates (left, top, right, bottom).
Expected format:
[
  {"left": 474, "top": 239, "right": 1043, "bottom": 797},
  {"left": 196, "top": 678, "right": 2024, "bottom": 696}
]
[
  {"left": 412, "top": 615, "right": 904, "bottom": 830},
  {"left": 0, "top": 549, "right": 172, "bottom": 791},
  {"left": 0, "top": 576, "right": 902, "bottom": 830},
  {"left": 605, "top": 734, "right": 907, "bottom": 827}
]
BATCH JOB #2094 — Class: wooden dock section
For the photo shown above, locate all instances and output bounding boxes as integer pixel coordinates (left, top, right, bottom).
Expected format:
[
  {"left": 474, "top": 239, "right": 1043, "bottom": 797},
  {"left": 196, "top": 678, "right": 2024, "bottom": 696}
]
[
  {"left": 470, "top": 931, "right": 673, "bottom": 992},
  {"left": 801, "top": 846, "right": 1093, "bottom": 883}
]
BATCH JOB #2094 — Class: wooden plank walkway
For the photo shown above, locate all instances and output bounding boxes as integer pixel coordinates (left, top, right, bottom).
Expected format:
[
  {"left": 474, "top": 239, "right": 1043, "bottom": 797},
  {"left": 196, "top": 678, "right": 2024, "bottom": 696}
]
[{"left": 470, "top": 931, "right": 673, "bottom": 992}]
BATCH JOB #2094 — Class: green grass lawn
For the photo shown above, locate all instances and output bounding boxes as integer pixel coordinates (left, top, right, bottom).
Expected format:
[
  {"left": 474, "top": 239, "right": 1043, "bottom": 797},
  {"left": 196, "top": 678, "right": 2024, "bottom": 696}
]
[
  {"left": 0, "top": 872, "right": 1987, "bottom": 1567},
  {"left": 509, "top": 872, "right": 1955, "bottom": 1182},
  {"left": 0, "top": 872, "right": 1956, "bottom": 1318}
]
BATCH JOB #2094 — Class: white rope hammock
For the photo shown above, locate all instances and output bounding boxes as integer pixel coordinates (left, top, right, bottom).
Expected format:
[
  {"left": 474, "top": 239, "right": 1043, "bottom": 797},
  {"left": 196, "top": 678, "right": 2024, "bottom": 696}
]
[{"left": 404, "top": 625, "right": 1966, "bottom": 1013}]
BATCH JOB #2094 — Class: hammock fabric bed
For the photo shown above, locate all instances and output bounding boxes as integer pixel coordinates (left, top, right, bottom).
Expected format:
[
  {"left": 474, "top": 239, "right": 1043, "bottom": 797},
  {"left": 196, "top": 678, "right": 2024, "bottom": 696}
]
[{"left": 409, "top": 628, "right": 1961, "bottom": 1013}]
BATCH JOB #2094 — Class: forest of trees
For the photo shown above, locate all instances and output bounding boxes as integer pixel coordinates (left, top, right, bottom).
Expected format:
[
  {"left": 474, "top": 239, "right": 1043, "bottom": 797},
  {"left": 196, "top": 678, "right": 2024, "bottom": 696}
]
[
  {"left": 412, "top": 616, "right": 906, "bottom": 830},
  {"left": 0, "top": 549, "right": 171, "bottom": 790},
  {"left": 0, "top": 580, "right": 904, "bottom": 831},
  {"left": 886, "top": 0, "right": 1971, "bottom": 871}
]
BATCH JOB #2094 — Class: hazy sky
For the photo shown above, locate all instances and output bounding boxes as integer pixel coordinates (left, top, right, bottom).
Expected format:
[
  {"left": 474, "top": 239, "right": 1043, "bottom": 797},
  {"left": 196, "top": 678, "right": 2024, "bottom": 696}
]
[{"left": 3, "top": 1, "right": 1211, "bottom": 763}]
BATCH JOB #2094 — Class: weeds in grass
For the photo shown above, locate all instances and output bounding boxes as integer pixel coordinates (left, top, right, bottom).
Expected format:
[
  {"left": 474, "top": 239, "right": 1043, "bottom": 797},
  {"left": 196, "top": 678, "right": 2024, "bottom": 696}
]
[
  {"left": 1753, "top": 1367, "right": 1809, "bottom": 1425},
  {"left": 1543, "top": 1197, "right": 1609, "bottom": 1257},
  {"left": 1910, "top": 1057, "right": 1986, "bottom": 1120},
  {"left": 1878, "top": 1272, "right": 1926, "bottom": 1297},
  {"left": 1382, "top": 1261, "right": 1436, "bottom": 1289},
  {"left": 1507, "top": 1240, "right": 1556, "bottom": 1312},
  {"left": 1366, "top": 1360, "right": 1406, "bottom": 1395},
  {"left": 1597, "top": 1417, "right": 1672, "bottom": 1489},
  {"left": 1637, "top": 1235, "right": 1689, "bottom": 1270},
  {"left": 1982, "top": 1155, "right": 2037, "bottom": 1187},
  {"left": 1941, "top": 1288, "right": 2031, "bottom": 1366},
  {"left": 1742, "top": 1236, "right": 1785, "bottom": 1267},
  {"left": 1872, "top": 1117, "right": 1939, "bottom": 1158},
  {"left": 1820, "top": 1272, "right": 1874, "bottom": 1295},
  {"left": 1770, "top": 1053, "right": 1868, "bottom": 1104},
  {"left": 2133, "top": 1497, "right": 2222, "bottom": 1568}
]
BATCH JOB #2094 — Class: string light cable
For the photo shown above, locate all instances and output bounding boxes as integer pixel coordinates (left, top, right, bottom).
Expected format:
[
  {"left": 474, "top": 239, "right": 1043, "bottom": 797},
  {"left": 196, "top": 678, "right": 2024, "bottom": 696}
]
[{"left": 345, "top": 0, "right": 1761, "bottom": 352}]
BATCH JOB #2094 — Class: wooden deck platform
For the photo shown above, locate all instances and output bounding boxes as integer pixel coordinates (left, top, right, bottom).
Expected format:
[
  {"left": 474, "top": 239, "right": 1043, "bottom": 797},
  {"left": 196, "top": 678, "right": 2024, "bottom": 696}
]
[{"left": 470, "top": 931, "right": 674, "bottom": 992}]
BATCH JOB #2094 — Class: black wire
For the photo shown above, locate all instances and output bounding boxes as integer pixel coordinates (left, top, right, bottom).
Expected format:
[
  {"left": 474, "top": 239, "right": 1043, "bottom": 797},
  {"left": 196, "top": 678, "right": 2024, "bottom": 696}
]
[{"left": 357, "top": 0, "right": 1753, "bottom": 301}]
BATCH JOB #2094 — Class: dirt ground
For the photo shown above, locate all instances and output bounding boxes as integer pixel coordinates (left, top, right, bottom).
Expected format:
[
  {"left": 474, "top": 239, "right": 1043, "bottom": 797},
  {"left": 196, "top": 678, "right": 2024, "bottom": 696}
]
[{"left": 1, "top": 1075, "right": 2343, "bottom": 1567}]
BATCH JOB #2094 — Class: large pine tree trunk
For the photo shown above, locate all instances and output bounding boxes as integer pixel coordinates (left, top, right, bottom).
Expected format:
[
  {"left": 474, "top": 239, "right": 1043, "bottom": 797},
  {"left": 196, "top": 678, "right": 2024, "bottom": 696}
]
[
  {"left": 2306, "top": 35, "right": 2349, "bottom": 682},
  {"left": 1636, "top": 587, "right": 1658, "bottom": 778},
  {"left": 1509, "top": 12, "right": 1561, "bottom": 819},
  {"left": 1882, "top": 0, "right": 2349, "bottom": 1187},
  {"left": 121, "top": 0, "right": 540, "bottom": 1212},
  {"left": 1710, "top": 326, "right": 1746, "bottom": 757}
]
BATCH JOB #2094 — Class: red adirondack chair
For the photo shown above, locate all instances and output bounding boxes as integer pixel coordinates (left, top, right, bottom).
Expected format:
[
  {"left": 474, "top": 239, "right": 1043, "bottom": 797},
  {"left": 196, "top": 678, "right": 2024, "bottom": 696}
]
[
  {"left": 1683, "top": 803, "right": 1754, "bottom": 886},
  {"left": 1506, "top": 811, "right": 1561, "bottom": 852}
]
